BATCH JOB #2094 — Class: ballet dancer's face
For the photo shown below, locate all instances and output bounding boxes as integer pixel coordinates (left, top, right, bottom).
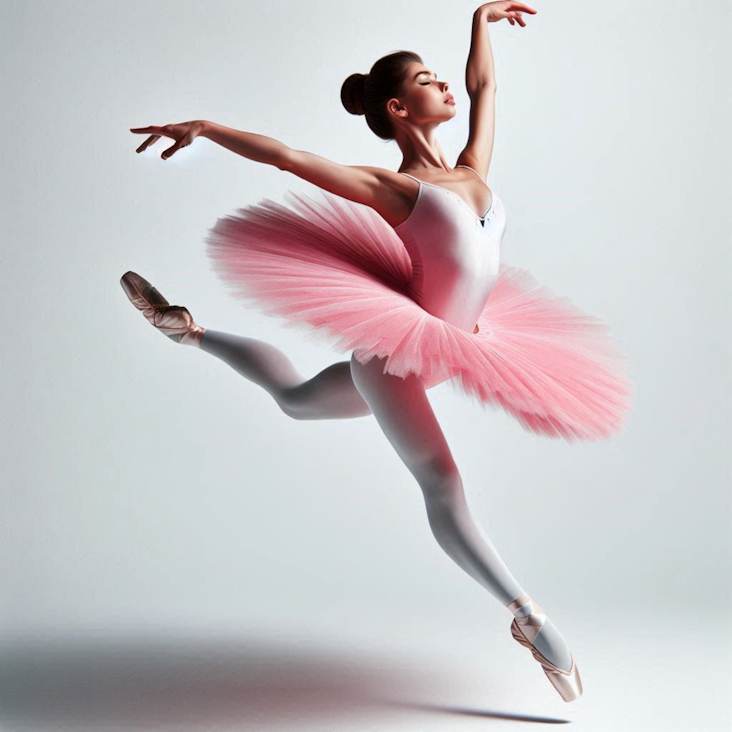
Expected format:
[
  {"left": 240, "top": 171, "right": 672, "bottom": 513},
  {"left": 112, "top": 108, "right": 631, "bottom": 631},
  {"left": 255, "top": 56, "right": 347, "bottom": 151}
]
[{"left": 392, "top": 62, "right": 456, "bottom": 127}]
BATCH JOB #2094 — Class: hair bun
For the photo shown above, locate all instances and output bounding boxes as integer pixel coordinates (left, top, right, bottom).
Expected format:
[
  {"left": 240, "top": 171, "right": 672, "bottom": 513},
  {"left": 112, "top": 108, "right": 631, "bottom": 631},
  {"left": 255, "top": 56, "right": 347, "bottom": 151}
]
[{"left": 340, "top": 73, "right": 367, "bottom": 116}]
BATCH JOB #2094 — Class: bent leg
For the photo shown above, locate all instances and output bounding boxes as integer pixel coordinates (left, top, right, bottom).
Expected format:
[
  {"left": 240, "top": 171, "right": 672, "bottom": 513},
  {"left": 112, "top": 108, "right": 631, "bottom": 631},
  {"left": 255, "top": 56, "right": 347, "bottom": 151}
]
[
  {"left": 199, "top": 329, "right": 371, "bottom": 419},
  {"left": 349, "top": 352, "right": 573, "bottom": 671},
  {"left": 281, "top": 360, "right": 373, "bottom": 419}
]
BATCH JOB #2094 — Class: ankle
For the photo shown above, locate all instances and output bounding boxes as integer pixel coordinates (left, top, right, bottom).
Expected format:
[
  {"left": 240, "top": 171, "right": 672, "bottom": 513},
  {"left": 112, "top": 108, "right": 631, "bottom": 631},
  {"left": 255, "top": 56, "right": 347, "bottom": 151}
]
[
  {"left": 508, "top": 592, "right": 535, "bottom": 618},
  {"left": 180, "top": 324, "right": 206, "bottom": 348}
]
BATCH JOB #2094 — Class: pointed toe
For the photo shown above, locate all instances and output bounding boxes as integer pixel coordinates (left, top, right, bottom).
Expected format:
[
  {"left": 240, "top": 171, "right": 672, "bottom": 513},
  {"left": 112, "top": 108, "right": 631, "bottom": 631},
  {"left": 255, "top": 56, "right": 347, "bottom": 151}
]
[
  {"left": 509, "top": 597, "right": 583, "bottom": 703},
  {"left": 120, "top": 272, "right": 205, "bottom": 347}
]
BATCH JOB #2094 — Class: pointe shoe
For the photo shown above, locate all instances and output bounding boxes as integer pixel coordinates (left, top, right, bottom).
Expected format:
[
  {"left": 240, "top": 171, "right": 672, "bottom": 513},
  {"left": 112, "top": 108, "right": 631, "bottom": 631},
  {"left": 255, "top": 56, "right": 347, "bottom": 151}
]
[
  {"left": 508, "top": 593, "right": 583, "bottom": 702},
  {"left": 120, "top": 271, "right": 205, "bottom": 347}
]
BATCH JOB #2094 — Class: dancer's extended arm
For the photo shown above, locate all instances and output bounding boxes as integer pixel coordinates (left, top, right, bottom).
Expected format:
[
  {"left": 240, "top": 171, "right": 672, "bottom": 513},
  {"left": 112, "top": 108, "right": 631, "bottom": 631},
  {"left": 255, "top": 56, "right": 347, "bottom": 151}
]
[
  {"left": 202, "top": 122, "right": 400, "bottom": 211},
  {"left": 130, "top": 120, "right": 404, "bottom": 218}
]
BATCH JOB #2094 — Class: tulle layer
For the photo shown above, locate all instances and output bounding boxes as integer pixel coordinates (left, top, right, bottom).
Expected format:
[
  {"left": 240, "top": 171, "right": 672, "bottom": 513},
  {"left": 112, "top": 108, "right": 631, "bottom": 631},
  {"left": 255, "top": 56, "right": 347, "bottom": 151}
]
[{"left": 204, "top": 190, "right": 634, "bottom": 442}]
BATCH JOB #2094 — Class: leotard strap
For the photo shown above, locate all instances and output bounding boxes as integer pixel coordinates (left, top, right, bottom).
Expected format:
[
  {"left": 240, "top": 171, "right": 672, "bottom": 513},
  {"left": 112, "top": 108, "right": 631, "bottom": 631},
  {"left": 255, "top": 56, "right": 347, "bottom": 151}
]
[{"left": 455, "top": 164, "right": 486, "bottom": 183}]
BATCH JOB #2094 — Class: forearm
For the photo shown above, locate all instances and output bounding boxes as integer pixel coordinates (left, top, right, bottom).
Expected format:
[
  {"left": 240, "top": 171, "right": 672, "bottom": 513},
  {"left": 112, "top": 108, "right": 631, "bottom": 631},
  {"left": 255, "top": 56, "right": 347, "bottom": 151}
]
[
  {"left": 200, "top": 121, "right": 291, "bottom": 169},
  {"left": 466, "top": 8, "right": 497, "bottom": 94}
]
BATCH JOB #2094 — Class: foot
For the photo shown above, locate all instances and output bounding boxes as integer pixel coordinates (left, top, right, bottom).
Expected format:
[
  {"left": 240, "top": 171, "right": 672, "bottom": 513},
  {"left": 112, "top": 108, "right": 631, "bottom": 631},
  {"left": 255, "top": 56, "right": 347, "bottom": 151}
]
[
  {"left": 120, "top": 271, "right": 205, "bottom": 347},
  {"left": 509, "top": 593, "right": 583, "bottom": 702}
]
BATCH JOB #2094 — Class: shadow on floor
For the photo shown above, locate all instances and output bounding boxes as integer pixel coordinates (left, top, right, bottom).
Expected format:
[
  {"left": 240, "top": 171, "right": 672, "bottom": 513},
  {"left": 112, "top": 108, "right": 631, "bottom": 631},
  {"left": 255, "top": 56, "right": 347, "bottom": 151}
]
[{"left": 0, "top": 633, "right": 570, "bottom": 729}]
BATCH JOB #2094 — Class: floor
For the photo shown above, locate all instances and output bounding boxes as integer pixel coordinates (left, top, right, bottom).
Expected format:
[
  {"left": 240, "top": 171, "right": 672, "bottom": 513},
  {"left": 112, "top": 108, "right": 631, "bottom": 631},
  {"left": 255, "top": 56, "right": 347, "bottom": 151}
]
[{"left": 1, "top": 606, "right": 728, "bottom": 732}]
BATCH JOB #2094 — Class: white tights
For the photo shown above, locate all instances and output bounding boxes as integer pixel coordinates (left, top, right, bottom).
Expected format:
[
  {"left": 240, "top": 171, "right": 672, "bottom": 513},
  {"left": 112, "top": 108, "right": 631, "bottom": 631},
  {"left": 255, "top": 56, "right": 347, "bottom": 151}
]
[{"left": 198, "top": 328, "right": 573, "bottom": 671}]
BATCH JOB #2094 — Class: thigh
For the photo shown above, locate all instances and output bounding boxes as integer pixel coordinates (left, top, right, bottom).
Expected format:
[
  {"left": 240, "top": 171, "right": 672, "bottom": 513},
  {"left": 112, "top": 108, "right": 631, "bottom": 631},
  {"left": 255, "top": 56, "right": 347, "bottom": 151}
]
[{"left": 349, "top": 353, "right": 459, "bottom": 488}]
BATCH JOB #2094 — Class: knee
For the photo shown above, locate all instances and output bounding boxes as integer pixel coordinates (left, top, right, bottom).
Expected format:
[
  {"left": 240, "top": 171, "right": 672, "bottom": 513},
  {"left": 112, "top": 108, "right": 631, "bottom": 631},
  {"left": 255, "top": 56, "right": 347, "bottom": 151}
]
[
  {"left": 281, "top": 405, "right": 303, "bottom": 421},
  {"left": 418, "top": 457, "right": 464, "bottom": 506},
  {"left": 277, "top": 382, "right": 337, "bottom": 421},
  {"left": 420, "top": 465, "right": 467, "bottom": 539},
  {"left": 275, "top": 387, "right": 306, "bottom": 420}
]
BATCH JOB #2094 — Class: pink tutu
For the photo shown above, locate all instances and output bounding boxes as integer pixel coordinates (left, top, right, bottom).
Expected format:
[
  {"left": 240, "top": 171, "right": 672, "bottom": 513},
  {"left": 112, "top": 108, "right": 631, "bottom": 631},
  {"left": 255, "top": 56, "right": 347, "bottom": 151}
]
[{"left": 204, "top": 190, "right": 634, "bottom": 442}]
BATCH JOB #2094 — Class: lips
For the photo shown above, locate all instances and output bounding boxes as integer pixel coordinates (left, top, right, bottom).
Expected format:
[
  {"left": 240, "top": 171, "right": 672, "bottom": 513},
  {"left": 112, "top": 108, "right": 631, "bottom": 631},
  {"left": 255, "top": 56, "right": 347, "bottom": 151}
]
[{"left": 445, "top": 96, "right": 455, "bottom": 104}]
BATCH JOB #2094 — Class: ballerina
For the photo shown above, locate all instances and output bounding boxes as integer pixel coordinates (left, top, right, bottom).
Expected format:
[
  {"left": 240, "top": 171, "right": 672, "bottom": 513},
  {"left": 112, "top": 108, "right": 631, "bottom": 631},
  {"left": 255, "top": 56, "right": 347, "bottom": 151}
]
[{"left": 123, "top": 2, "right": 633, "bottom": 702}]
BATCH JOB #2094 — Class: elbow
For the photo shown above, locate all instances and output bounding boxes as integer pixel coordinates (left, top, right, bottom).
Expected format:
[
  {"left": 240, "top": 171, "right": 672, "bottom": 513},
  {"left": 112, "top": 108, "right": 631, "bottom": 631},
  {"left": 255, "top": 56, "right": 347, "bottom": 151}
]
[
  {"left": 467, "top": 83, "right": 497, "bottom": 99},
  {"left": 474, "top": 81, "right": 498, "bottom": 95},
  {"left": 274, "top": 146, "right": 295, "bottom": 172}
]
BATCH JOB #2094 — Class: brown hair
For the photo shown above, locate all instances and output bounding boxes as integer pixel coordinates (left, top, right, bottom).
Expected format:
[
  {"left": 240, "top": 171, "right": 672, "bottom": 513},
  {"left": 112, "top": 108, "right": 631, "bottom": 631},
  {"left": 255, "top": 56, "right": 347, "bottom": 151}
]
[{"left": 341, "top": 50, "right": 423, "bottom": 141}]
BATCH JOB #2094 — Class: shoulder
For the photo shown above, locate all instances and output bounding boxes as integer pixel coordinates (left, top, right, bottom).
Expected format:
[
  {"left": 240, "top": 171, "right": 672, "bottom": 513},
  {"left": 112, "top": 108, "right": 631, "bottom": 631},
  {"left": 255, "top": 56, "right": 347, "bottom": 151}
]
[
  {"left": 284, "top": 151, "right": 413, "bottom": 221},
  {"left": 350, "top": 166, "right": 418, "bottom": 228}
]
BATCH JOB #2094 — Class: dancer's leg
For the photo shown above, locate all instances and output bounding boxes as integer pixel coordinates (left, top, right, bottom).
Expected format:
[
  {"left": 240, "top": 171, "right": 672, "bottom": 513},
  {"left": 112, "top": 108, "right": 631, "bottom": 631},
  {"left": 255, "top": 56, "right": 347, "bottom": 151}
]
[
  {"left": 199, "top": 329, "right": 372, "bottom": 420},
  {"left": 349, "top": 352, "right": 573, "bottom": 672},
  {"left": 119, "top": 271, "right": 372, "bottom": 419}
]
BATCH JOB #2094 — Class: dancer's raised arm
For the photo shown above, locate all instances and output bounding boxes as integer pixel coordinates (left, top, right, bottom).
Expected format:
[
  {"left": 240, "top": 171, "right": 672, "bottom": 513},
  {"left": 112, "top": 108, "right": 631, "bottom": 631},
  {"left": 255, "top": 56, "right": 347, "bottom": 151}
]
[{"left": 456, "top": 2, "right": 536, "bottom": 180}]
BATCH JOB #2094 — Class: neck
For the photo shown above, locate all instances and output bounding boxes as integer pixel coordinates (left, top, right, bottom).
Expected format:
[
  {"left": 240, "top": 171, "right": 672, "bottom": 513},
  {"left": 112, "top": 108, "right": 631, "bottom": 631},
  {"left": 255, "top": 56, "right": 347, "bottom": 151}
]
[{"left": 396, "top": 126, "right": 450, "bottom": 173}]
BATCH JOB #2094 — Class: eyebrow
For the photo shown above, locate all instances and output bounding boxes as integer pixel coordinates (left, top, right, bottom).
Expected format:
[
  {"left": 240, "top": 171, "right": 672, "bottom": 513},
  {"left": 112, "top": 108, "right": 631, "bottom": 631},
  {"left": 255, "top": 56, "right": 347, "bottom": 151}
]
[{"left": 414, "top": 70, "right": 437, "bottom": 80}]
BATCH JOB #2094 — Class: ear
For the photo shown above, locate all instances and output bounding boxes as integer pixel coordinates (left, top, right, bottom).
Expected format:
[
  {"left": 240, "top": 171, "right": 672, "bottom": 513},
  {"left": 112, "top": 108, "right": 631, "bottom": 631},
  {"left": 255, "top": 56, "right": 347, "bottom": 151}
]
[{"left": 388, "top": 99, "right": 408, "bottom": 118}]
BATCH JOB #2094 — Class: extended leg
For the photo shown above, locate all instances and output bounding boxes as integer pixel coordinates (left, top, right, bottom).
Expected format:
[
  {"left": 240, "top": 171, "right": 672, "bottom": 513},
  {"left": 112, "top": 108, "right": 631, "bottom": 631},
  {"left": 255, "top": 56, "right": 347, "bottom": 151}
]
[
  {"left": 199, "top": 329, "right": 372, "bottom": 420},
  {"left": 120, "top": 272, "right": 372, "bottom": 418},
  {"left": 349, "top": 352, "right": 573, "bottom": 672}
]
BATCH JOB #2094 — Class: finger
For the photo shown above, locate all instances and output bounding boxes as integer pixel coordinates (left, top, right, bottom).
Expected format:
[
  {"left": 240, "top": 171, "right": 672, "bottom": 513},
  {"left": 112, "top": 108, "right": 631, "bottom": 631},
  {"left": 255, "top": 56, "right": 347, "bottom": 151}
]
[
  {"left": 161, "top": 141, "right": 182, "bottom": 160},
  {"left": 135, "top": 135, "right": 155, "bottom": 152},
  {"left": 515, "top": 12, "right": 527, "bottom": 27},
  {"left": 130, "top": 126, "right": 161, "bottom": 134},
  {"left": 135, "top": 134, "right": 160, "bottom": 154},
  {"left": 509, "top": 2, "right": 538, "bottom": 13}
]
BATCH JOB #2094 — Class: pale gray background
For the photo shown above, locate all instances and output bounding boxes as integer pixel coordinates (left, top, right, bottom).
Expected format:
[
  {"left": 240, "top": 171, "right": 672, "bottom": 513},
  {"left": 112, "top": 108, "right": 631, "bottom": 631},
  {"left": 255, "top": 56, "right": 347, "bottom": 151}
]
[{"left": 2, "top": 1, "right": 730, "bottom": 730}]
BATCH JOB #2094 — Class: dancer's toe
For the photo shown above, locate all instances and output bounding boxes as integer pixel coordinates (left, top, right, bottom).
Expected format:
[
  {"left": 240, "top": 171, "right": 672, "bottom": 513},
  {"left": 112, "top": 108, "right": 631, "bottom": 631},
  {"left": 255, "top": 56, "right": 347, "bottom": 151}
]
[
  {"left": 120, "top": 271, "right": 205, "bottom": 347},
  {"left": 509, "top": 594, "right": 583, "bottom": 702}
]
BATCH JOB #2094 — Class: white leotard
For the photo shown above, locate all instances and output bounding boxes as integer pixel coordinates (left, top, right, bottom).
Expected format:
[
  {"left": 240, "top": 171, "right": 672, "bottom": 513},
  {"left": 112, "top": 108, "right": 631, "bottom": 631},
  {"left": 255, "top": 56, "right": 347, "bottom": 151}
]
[{"left": 393, "top": 165, "right": 506, "bottom": 333}]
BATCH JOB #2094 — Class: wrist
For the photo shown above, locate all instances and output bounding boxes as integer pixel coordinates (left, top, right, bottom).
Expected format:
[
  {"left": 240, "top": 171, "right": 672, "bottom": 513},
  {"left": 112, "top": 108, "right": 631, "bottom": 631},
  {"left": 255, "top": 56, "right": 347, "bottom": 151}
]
[
  {"left": 473, "top": 6, "right": 492, "bottom": 22},
  {"left": 199, "top": 120, "right": 215, "bottom": 138}
]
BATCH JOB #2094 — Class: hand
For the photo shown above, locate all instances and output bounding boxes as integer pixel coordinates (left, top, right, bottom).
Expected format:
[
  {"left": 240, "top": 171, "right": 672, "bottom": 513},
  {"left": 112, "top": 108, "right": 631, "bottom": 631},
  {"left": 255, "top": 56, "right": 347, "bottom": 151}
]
[
  {"left": 129, "top": 120, "right": 206, "bottom": 160},
  {"left": 475, "top": 1, "right": 537, "bottom": 27}
]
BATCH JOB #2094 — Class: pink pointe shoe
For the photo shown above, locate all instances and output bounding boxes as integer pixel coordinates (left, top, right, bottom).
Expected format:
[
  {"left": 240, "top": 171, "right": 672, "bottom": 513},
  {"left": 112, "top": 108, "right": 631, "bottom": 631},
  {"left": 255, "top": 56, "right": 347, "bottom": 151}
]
[
  {"left": 120, "top": 271, "right": 205, "bottom": 347},
  {"left": 508, "top": 593, "right": 583, "bottom": 702}
]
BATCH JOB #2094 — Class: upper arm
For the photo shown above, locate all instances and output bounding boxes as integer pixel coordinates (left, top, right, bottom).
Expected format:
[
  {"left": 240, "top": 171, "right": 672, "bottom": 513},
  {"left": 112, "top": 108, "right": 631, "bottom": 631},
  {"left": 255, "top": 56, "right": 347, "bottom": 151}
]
[
  {"left": 455, "top": 85, "right": 497, "bottom": 181},
  {"left": 281, "top": 148, "right": 400, "bottom": 212}
]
